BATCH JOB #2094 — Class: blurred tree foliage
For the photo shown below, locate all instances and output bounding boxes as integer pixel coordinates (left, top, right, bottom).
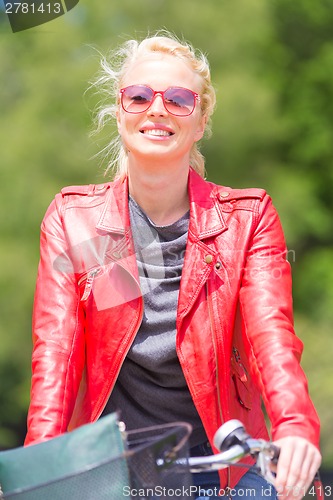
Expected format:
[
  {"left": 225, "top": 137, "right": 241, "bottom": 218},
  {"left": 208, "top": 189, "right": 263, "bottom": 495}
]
[{"left": 0, "top": 0, "right": 332, "bottom": 467}]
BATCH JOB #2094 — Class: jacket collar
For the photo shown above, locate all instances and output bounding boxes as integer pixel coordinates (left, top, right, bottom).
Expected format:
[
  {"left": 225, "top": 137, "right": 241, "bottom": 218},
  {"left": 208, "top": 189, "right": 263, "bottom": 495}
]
[
  {"left": 187, "top": 168, "right": 227, "bottom": 239},
  {"left": 96, "top": 177, "right": 131, "bottom": 234},
  {"left": 96, "top": 168, "right": 227, "bottom": 239}
]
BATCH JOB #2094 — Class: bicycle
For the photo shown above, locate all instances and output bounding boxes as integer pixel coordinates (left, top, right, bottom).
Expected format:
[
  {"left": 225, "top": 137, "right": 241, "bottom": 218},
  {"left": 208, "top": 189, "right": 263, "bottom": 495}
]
[{"left": 0, "top": 417, "right": 324, "bottom": 500}]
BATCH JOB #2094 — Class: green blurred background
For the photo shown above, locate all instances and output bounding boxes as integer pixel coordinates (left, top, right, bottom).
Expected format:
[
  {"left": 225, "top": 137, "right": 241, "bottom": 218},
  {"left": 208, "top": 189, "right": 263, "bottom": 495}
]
[{"left": 0, "top": 0, "right": 332, "bottom": 477}]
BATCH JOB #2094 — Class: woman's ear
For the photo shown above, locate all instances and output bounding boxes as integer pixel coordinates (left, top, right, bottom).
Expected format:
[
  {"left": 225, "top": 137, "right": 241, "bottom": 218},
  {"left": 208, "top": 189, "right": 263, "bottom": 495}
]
[{"left": 194, "top": 114, "right": 208, "bottom": 142}]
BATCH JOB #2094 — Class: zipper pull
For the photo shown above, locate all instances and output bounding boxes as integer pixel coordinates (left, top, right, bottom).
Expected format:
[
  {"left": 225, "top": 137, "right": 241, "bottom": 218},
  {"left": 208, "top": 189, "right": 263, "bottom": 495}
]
[
  {"left": 233, "top": 347, "right": 241, "bottom": 362},
  {"left": 232, "top": 347, "right": 248, "bottom": 382},
  {"left": 81, "top": 268, "right": 99, "bottom": 301}
]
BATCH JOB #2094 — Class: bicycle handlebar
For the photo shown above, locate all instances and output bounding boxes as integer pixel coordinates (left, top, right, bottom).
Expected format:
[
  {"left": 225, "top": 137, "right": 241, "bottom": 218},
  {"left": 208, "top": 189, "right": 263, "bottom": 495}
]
[
  {"left": 156, "top": 419, "right": 281, "bottom": 488},
  {"left": 161, "top": 420, "right": 279, "bottom": 478},
  {"left": 187, "top": 443, "right": 248, "bottom": 472},
  {"left": 187, "top": 437, "right": 279, "bottom": 473}
]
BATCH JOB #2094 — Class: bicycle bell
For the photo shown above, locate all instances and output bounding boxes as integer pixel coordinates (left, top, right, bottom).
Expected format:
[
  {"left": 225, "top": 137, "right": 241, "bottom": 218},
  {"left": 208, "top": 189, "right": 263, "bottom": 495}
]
[{"left": 213, "top": 419, "right": 251, "bottom": 452}]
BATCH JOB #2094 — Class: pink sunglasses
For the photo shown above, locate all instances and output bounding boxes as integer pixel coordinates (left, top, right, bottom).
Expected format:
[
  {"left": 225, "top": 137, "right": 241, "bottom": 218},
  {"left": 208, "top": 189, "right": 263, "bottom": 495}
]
[{"left": 119, "top": 85, "right": 201, "bottom": 117}]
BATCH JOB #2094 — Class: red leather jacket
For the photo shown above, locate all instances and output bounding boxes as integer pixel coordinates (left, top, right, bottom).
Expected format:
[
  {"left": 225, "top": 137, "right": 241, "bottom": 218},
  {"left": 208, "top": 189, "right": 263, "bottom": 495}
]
[{"left": 26, "top": 169, "right": 320, "bottom": 488}]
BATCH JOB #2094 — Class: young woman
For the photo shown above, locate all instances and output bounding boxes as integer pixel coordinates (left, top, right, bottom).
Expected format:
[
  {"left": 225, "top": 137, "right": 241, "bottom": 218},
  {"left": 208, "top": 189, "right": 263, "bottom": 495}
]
[{"left": 25, "top": 33, "right": 321, "bottom": 499}]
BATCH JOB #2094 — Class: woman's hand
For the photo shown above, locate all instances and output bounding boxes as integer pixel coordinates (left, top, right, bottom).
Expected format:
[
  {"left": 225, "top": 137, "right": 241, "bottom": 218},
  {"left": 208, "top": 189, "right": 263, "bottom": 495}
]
[{"left": 272, "top": 436, "right": 322, "bottom": 500}]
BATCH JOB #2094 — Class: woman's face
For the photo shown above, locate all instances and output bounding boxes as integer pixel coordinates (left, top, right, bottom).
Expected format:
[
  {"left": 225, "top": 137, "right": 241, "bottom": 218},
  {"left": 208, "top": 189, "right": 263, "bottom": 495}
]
[{"left": 117, "top": 54, "right": 207, "bottom": 169}]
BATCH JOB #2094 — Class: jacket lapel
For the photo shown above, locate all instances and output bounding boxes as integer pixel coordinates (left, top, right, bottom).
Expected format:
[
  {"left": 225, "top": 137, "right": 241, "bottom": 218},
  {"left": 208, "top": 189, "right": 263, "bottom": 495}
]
[
  {"left": 96, "top": 177, "right": 140, "bottom": 280},
  {"left": 177, "top": 170, "right": 228, "bottom": 322}
]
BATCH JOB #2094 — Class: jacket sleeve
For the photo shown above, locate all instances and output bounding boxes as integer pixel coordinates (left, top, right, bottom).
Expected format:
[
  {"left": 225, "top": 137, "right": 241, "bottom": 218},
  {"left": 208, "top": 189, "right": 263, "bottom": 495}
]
[
  {"left": 239, "top": 194, "right": 320, "bottom": 448},
  {"left": 25, "top": 194, "right": 85, "bottom": 445}
]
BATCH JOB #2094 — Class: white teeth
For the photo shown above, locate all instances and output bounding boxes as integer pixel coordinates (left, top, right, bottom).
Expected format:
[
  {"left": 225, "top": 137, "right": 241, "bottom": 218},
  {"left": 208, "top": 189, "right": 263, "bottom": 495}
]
[{"left": 143, "top": 129, "right": 172, "bottom": 136}]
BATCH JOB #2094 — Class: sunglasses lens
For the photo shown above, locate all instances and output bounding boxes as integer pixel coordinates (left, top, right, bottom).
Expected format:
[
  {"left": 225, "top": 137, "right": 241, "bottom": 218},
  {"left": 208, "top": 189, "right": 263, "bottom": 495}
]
[
  {"left": 121, "top": 85, "right": 153, "bottom": 113},
  {"left": 164, "top": 88, "right": 196, "bottom": 116}
]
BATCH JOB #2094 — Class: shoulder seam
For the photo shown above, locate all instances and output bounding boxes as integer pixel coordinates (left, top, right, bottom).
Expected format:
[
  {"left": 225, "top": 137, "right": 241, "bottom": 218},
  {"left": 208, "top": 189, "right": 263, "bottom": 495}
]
[
  {"left": 217, "top": 187, "right": 266, "bottom": 202},
  {"left": 60, "top": 183, "right": 109, "bottom": 196}
]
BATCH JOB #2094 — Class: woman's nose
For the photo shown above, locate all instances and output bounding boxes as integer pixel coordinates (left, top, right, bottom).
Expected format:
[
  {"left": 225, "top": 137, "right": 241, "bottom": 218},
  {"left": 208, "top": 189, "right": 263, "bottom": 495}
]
[{"left": 147, "top": 94, "right": 168, "bottom": 116}]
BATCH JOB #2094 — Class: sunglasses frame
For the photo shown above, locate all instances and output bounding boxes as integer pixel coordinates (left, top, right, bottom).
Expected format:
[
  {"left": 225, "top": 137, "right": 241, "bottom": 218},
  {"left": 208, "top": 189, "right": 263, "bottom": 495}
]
[{"left": 119, "top": 85, "right": 201, "bottom": 117}]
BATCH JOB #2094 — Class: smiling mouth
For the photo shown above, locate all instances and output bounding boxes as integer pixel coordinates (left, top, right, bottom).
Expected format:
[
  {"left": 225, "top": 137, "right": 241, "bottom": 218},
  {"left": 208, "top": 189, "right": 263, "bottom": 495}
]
[{"left": 140, "top": 129, "right": 174, "bottom": 136}]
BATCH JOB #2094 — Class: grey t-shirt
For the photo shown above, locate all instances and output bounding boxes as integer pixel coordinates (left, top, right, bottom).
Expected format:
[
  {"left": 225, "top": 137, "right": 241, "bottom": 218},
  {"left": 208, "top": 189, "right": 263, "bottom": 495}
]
[{"left": 102, "top": 196, "right": 207, "bottom": 446}]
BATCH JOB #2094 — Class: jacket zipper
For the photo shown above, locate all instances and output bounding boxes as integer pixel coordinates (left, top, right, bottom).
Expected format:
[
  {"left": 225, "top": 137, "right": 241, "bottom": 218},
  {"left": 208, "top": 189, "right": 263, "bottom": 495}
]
[
  {"left": 207, "top": 283, "right": 224, "bottom": 423},
  {"left": 206, "top": 282, "right": 231, "bottom": 490}
]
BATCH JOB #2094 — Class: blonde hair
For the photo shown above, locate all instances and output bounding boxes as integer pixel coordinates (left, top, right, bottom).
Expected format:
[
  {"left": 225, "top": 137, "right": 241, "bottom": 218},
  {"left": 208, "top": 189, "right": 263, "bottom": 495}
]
[{"left": 91, "top": 31, "right": 216, "bottom": 179}]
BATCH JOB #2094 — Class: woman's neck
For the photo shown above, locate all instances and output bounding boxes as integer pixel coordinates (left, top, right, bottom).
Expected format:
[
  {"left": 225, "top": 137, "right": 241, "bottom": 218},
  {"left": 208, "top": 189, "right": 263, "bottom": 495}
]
[{"left": 127, "top": 164, "right": 190, "bottom": 226}]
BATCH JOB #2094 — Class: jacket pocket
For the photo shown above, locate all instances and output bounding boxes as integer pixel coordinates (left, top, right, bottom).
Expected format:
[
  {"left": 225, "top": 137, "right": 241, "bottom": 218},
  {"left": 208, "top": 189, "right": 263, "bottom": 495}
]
[{"left": 231, "top": 347, "right": 252, "bottom": 410}]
